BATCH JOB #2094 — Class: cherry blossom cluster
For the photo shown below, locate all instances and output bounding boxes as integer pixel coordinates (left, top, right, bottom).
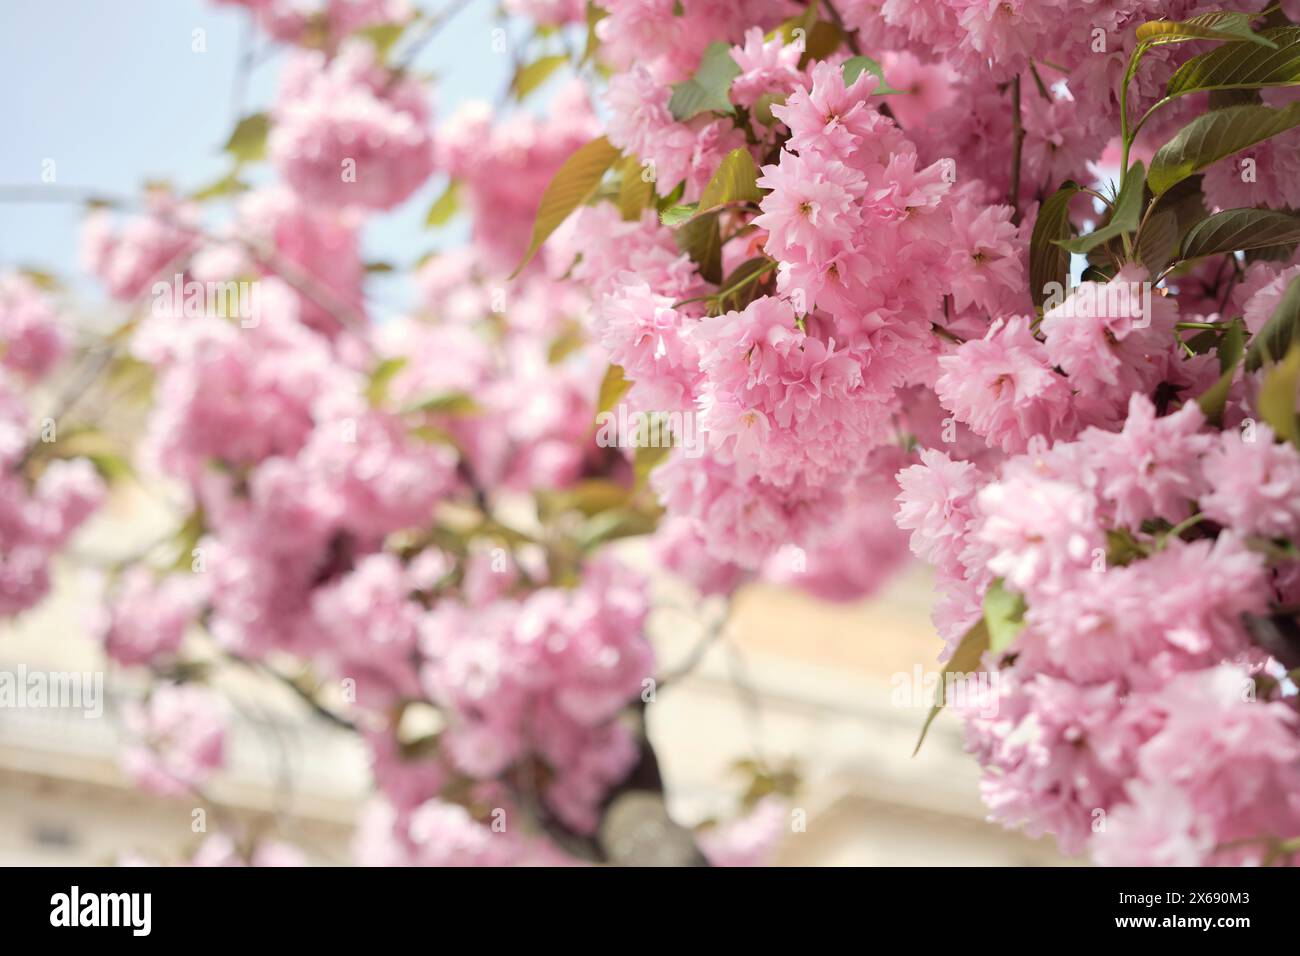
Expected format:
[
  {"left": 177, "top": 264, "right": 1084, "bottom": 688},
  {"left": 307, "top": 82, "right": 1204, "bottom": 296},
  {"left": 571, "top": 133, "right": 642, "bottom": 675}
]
[
  {"left": 48, "top": 0, "right": 789, "bottom": 868},
  {"left": 564, "top": 1, "right": 1300, "bottom": 865},
  {"left": 0, "top": 273, "right": 105, "bottom": 618}
]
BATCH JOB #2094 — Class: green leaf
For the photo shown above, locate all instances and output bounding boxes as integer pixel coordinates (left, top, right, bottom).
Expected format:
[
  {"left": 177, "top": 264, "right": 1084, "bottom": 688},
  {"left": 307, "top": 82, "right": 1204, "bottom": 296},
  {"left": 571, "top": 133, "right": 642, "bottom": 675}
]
[
  {"left": 1142, "top": 174, "right": 1209, "bottom": 273},
  {"left": 659, "top": 202, "right": 700, "bottom": 227},
  {"left": 512, "top": 135, "right": 621, "bottom": 277},
  {"left": 752, "top": 91, "right": 786, "bottom": 125},
  {"left": 1166, "top": 26, "right": 1300, "bottom": 99},
  {"left": 596, "top": 364, "right": 630, "bottom": 416},
  {"left": 667, "top": 42, "right": 740, "bottom": 121},
  {"left": 366, "top": 356, "right": 407, "bottom": 406},
  {"left": 1258, "top": 345, "right": 1300, "bottom": 445},
  {"left": 581, "top": 1, "right": 606, "bottom": 65},
  {"left": 983, "top": 579, "right": 1026, "bottom": 656},
  {"left": 1247, "top": 273, "right": 1300, "bottom": 371},
  {"left": 799, "top": 20, "right": 843, "bottom": 64},
  {"left": 538, "top": 479, "right": 631, "bottom": 520},
  {"left": 618, "top": 156, "right": 655, "bottom": 221},
  {"left": 424, "top": 179, "right": 460, "bottom": 227},
  {"left": 1179, "top": 208, "right": 1300, "bottom": 262},
  {"left": 698, "top": 147, "right": 763, "bottom": 213},
  {"left": 223, "top": 113, "right": 270, "bottom": 165},
  {"left": 914, "top": 619, "right": 989, "bottom": 757},
  {"left": 1196, "top": 318, "right": 1246, "bottom": 425},
  {"left": 842, "top": 55, "right": 905, "bottom": 94},
  {"left": 1147, "top": 102, "right": 1300, "bottom": 196},
  {"left": 355, "top": 21, "right": 407, "bottom": 60},
  {"left": 1136, "top": 11, "right": 1276, "bottom": 49},
  {"left": 1137, "top": 208, "right": 1179, "bottom": 274},
  {"left": 190, "top": 171, "right": 248, "bottom": 202},
  {"left": 513, "top": 54, "right": 569, "bottom": 100},
  {"left": 400, "top": 391, "right": 479, "bottom": 416},
  {"left": 634, "top": 441, "right": 672, "bottom": 487},
  {"left": 1054, "top": 163, "right": 1144, "bottom": 254},
  {"left": 716, "top": 256, "right": 776, "bottom": 313},
  {"left": 1029, "top": 181, "right": 1079, "bottom": 308},
  {"left": 676, "top": 211, "right": 723, "bottom": 284}
]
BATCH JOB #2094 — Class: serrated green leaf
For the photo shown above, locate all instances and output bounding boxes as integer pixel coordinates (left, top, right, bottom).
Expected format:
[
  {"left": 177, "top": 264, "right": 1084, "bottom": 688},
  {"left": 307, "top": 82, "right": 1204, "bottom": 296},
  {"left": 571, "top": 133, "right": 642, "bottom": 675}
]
[
  {"left": 914, "top": 619, "right": 989, "bottom": 757},
  {"left": 1166, "top": 26, "right": 1300, "bottom": 100},
  {"left": 1148, "top": 102, "right": 1300, "bottom": 196},
  {"left": 1247, "top": 273, "right": 1300, "bottom": 371},
  {"left": 841, "top": 55, "right": 905, "bottom": 94},
  {"left": 1258, "top": 345, "right": 1300, "bottom": 445},
  {"left": 1054, "top": 162, "right": 1144, "bottom": 254},
  {"left": 223, "top": 113, "right": 270, "bottom": 165},
  {"left": 1180, "top": 208, "right": 1300, "bottom": 262},
  {"left": 1029, "top": 180, "right": 1079, "bottom": 308},
  {"left": 667, "top": 42, "right": 740, "bottom": 121},
  {"left": 512, "top": 135, "right": 621, "bottom": 277}
]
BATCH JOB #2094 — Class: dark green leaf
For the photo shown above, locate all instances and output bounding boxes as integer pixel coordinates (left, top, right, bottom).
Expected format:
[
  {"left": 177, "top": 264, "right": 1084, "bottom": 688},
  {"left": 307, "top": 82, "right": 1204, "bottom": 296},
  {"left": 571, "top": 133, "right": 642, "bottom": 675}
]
[
  {"left": 1180, "top": 208, "right": 1300, "bottom": 261},
  {"left": 1138, "top": 208, "right": 1179, "bottom": 274},
  {"left": 1147, "top": 102, "right": 1300, "bottom": 196},
  {"left": 1029, "top": 181, "right": 1079, "bottom": 309},
  {"left": 1054, "top": 163, "right": 1144, "bottom": 254},
  {"left": 1166, "top": 26, "right": 1300, "bottom": 99},
  {"left": 676, "top": 211, "right": 723, "bottom": 284}
]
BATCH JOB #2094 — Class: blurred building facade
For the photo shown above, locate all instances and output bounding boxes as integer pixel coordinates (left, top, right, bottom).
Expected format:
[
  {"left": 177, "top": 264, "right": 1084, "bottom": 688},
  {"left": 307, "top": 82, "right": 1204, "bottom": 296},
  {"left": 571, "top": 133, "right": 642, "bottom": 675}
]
[{"left": 0, "top": 490, "right": 1068, "bottom": 867}]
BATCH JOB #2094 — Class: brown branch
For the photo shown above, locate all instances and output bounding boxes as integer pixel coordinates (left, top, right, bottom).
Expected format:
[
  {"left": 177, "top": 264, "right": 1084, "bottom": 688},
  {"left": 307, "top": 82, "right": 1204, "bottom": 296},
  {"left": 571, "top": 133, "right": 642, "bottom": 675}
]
[{"left": 1010, "top": 74, "right": 1025, "bottom": 223}]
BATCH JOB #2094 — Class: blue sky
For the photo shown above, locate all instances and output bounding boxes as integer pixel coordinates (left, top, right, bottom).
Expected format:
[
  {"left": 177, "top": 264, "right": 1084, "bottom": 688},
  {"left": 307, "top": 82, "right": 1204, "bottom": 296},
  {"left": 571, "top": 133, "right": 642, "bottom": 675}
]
[{"left": 0, "top": 0, "right": 549, "bottom": 312}]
